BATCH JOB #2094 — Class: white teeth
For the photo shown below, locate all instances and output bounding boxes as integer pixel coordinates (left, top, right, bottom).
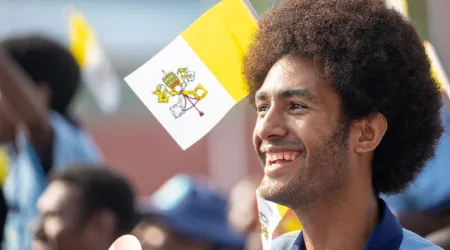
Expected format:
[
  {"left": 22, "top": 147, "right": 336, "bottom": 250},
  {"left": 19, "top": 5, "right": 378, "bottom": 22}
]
[
  {"left": 266, "top": 152, "right": 298, "bottom": 162},
  {"left": 269, "top": 154, "right": 275, "bottom": 161},
  {"left": 284, "top": 153, "right": 291, "bottom": 160},
  {"left": 277, "top": 153, "right": 283, "bottom": 160}
]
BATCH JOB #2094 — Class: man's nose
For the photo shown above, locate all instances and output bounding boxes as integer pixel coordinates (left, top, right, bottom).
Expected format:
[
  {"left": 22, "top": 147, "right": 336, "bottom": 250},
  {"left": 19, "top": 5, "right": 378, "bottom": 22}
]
[{"left": 255, "top": 106, "right": 288, "bottom": 140}]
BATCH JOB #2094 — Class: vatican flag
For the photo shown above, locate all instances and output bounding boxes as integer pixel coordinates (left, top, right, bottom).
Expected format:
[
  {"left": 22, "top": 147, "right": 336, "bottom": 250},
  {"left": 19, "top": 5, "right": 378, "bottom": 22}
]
[
  {"left": 384, "top": 0, "right": 450, "bottom": 98},
  {"left": 424, "top": 41, "right": 450, "bottom": 99},
  {"left": 68, "top": 8, "right": 122, "bottom": 114},
  {"left": 125, "top": 0, "right": 258, "bottom": 150},
  {"left": 256, "top": 190, "right": 287, "bottom": 249},
  {"left": 385, "top": 0, "right": 409, "bottom": 18}
]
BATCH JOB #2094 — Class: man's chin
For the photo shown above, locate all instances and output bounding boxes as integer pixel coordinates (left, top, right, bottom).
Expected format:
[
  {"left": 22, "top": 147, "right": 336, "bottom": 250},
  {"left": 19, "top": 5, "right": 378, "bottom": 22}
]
[{"left": 258, "top": 176, "right": 295, "bottom": 206}]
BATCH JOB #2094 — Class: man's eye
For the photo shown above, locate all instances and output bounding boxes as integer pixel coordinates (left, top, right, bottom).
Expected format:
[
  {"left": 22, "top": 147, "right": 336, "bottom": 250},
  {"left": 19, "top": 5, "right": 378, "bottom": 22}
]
[
  {"left": 290, "top": 103, "right": 306, "bottom": 110},
  {"left": 257, "top": 105, "right": 270, "bottom": 112}
]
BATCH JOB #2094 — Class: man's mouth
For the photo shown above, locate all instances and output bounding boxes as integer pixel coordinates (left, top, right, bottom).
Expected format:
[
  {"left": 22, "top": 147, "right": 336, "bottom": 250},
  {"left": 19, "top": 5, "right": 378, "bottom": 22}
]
[{"left": 265, "top": 151, "right": 301, "bottom": 167}]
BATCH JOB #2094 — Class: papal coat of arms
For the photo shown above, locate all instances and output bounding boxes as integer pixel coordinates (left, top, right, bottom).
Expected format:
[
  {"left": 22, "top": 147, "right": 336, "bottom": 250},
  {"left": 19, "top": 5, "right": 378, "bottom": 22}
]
[{"left": 152, "top": 67, "right": 208, "bottom": 119}]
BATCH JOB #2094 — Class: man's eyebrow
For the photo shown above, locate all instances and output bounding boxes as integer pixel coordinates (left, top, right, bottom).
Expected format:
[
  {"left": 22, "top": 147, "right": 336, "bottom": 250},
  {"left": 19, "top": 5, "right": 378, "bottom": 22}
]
[
  {"left": 277, "top": 88, "right": 316, "bottom": 101},
  {"left": 255, "top": 88, "right": 317, "bottom": 102},
  {"left": 255, "top": 91, "right": 267, "bottom": 101}
]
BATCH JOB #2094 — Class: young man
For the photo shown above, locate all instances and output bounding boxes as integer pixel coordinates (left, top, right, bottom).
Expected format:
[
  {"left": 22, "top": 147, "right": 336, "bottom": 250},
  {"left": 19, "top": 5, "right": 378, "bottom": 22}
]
[
  {"left": 0, "top": 35, "right": 102, "bottom": 250},
  {"left": 243, "top": 0, "right": 443, "bottom": 249},
  {"left": 33, "top": 166, "right": 136, "bottom": 250}
]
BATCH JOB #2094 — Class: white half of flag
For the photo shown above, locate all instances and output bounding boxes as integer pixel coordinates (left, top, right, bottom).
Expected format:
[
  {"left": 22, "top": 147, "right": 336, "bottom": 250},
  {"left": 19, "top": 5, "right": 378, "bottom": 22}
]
[
  {"left": 82, "top": 44, "right": 122, "bottom": 114},
  {"left": 256, "top": 189, "right": 286, "bottom": 250}
]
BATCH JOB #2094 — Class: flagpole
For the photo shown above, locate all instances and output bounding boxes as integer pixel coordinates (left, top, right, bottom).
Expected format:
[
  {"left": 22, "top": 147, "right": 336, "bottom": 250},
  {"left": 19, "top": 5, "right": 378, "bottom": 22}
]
[
  {"left": 207, "top": 103, "right": 249, "bottom": 192},
  {"left": 242, "top": 0, "right": 260, "bottom": 21},
  {"left": 207, "top": 0, "right": 258, "bottom": 189}
]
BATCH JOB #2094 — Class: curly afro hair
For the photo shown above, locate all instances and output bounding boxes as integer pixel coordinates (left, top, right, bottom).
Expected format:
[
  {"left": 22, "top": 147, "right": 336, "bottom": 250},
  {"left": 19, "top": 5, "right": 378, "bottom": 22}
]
[{"left": 244, "top": 0, "right": 443, "bottom": 195}]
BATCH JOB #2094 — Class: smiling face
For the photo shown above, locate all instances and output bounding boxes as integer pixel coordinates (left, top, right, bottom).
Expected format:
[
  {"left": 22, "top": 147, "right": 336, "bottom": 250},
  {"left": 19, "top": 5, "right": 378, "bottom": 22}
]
[
  {"left": 34, "top": 181, "right": 112, "bottom": 250},
  {"left": 253, "top": 56, "right": 350, "bottom": 208},
  {"left": 33, "top": 181, "right": 87, "bottom": 250}
]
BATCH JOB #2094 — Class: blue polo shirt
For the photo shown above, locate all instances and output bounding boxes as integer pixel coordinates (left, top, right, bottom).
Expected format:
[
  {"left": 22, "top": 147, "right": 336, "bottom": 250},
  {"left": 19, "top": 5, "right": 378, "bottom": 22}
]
[{"left": 272, "top": 199, "right": 441, "bottom": 250}]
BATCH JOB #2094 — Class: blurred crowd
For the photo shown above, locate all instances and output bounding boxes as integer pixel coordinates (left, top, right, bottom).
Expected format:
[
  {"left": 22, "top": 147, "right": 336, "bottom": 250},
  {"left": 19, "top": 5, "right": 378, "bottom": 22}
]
[
  {"left": 0, "top": 1, "right": 449, "bottom": 250},
  {"left": 0, "top": 33, "right": 292, "bottom": 250}
]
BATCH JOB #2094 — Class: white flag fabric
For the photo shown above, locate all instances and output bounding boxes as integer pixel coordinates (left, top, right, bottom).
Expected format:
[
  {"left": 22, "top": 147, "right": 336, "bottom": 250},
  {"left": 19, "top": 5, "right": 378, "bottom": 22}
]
[
  {"left": 384, "top": 0, "right": 450, "bottom": 99},
  {"left": 68, "top": 8, "right": 122, "bottom": 114},
  {"left": 256, "top": 189, "right": 290, "bottom": 250}
]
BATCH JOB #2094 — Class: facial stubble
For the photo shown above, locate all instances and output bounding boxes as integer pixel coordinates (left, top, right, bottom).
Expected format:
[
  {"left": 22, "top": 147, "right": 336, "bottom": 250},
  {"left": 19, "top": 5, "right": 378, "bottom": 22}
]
[{"left": 258, "top": 123, "right": 350, "bottom": 210}]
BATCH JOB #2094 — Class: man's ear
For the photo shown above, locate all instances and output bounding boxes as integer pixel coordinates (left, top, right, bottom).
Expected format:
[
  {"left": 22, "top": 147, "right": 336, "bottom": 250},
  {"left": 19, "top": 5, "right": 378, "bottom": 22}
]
[{"left": 352, "top": 113, "right": 388, "bottom": 153}]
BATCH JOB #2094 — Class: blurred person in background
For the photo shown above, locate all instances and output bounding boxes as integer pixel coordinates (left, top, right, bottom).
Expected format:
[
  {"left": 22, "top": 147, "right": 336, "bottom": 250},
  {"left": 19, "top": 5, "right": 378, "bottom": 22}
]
[
  {"left": 0, "top": 34, "right": 102, "bottom": 250},
  {"left": 133, "top": 174, "right": 245, "bottom": 250},
  {"left": 383, "top": 100, "right": 450, "bottom": 249},
  {"left": 33, "top": 165, "right": 136, "bottom": 250}
]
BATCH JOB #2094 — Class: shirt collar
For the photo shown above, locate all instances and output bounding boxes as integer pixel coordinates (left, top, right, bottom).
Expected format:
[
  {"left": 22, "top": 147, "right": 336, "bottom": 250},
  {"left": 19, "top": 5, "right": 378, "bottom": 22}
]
[{"left": 291, "top": 198, "right": 403, "bottom": 250}]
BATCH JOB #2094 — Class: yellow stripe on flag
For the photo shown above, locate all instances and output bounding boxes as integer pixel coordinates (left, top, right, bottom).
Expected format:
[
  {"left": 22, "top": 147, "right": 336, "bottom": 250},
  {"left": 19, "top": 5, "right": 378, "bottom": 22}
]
[
  {"left": 275, "top": 203, "right": 289, "bottom": 217},
  {"left": 68, "top": 9, "right": 94, "bottom": 67},
  {"left": 400, "top": 0, "right": 408, "bottom": 17},
  {"left": 281, "top": 212, "right": 302, "bottom": 232},
  {"left": 276, "top": 203, "right": 302, "bottom": 232},
  {"left": 182, "top": 0, "right": 258, "bottom": 102},
  {"left": 424, "top": 41, "right": 450, "bottom": 99},
  {"left": 0, "top": 148, "right": 8, "bottom": 185}
]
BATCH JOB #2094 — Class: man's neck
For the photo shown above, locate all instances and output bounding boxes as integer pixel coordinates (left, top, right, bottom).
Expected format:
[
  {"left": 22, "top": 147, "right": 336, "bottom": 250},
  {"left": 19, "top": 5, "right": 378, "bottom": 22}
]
[{"left": 293, "top": 185, "right": 379, "bottom": 250}]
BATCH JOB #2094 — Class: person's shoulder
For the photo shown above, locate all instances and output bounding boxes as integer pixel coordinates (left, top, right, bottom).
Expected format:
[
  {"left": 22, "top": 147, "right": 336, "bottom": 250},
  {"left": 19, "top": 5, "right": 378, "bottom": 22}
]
[
  {"left": 399, "top": 229, "right": 443, "bottom": 250},
  {"left": 49, "top": 112, "right": 83, "bottom": 139},
  {"left": 270, "top": 230, "right": 300, "bottom": 250},
  {"left": 49, "top": 112, "right": 103, "bottom": 165}
]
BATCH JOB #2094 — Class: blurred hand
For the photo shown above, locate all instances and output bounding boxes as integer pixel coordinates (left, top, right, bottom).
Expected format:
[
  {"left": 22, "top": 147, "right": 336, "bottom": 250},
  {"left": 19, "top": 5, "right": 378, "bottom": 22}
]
[
  {"left": 109, "top": 235, "right": 142, "bottom": 250},
  {"left": 228, "top": 176, "right": 261, "bottom": 234}
]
